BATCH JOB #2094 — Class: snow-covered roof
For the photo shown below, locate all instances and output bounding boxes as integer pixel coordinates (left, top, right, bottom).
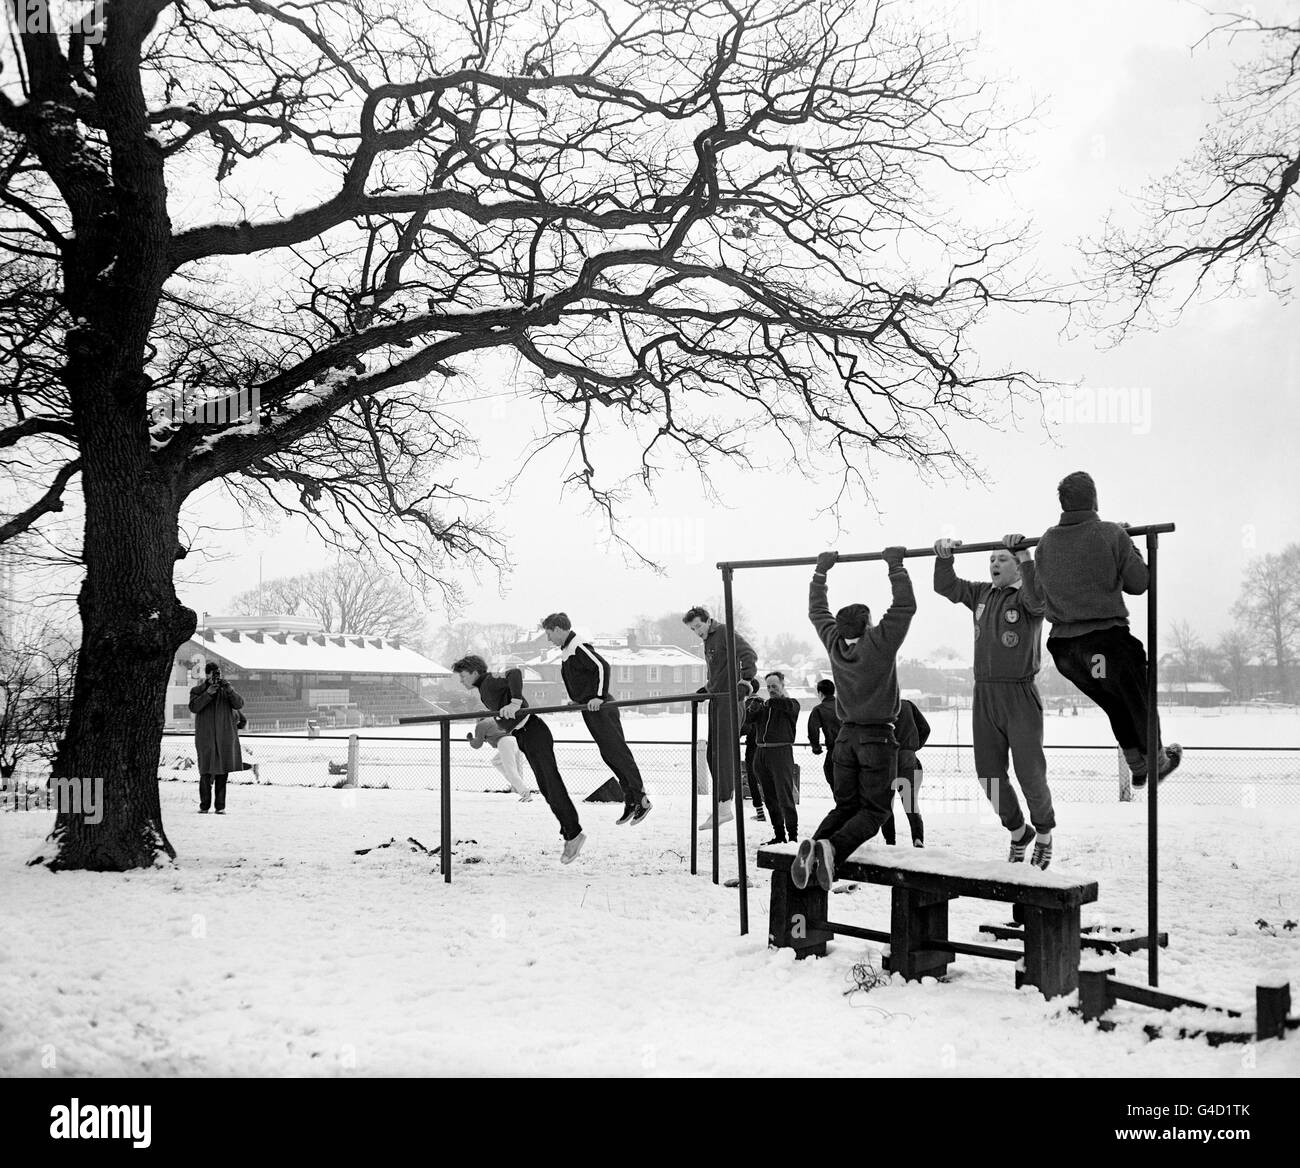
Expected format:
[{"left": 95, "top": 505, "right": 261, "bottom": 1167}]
[
  {"left": 180, "top": 632, "right": 451, "bottom": 676},
  {"left": 1158, "top": 682, "right": 1230, "bottom": 694}
]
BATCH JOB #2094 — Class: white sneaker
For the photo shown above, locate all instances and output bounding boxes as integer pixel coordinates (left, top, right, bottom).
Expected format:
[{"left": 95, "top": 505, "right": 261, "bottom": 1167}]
[
  {"left": 698, "top": 804, "right": 735, "bottom": 831},
  {"left": 518, "top": 791, "right": 534, "bottom": 802},
  {"left": 561, "top": 831, "right": 587, "bottom": 864}
]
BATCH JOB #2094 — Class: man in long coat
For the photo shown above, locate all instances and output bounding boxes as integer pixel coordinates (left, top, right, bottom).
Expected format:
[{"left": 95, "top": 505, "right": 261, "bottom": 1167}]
[{"left": 189, "top": 661, "right": 245, "bottom": 814}]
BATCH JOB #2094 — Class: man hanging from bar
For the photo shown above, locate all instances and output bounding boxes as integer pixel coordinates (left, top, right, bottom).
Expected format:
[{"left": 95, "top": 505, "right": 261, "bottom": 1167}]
[
  {"left": 540, "top": 613, "right": 652, "bottom": 826},
  {"left": 934, "top": 532, "right": 1054, "bottom": 867},
  {"left": 452, "top": 654, "right": 587, "bottom": 864},
  {"left": 790, "top": 546, "right": 916, "bottom": 891},
  {"left": 1030, "top": 471, "right": 1182, "bottom": 809},
  {"left": 682, "top": 605, "right": 760, "bottom": 831}
]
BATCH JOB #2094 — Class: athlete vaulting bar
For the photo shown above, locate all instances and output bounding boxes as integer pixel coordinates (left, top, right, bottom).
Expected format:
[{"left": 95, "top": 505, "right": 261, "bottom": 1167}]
[{"left": 716, "top": 523, "right": 1175, "bottom": 989}]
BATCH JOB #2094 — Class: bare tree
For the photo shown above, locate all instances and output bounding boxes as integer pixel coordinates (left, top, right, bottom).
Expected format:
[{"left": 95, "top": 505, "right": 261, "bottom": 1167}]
[
  {"left": 1215, "top": 626, "right": 1254, "bottom": 701},
  {"left": 3, "top": 0, "right": 1049, "bottom": 869},
  {"left": 1167, "top": 618, "right": 1206, "bottom": 686},
  {"left": 1234, "top": 545, "right": 1300, "bottom": 703},
  {"left": 231, "top": 561, "right": 428, "bottom": 642},
  {"left": 1089, "top": 13, "right": 1300, "bottom": 329},
  {"left": 433, "top": 620, "right": 536, "bottom": 668},
  {"left": 762, "top": 632, "right": 812, "bottom": 665},
  {"left": 0, "top": 612, "right": 78, "bottom": 778}
]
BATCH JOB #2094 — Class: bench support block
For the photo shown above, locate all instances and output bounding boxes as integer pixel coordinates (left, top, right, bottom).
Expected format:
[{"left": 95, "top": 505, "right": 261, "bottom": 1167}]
[
  {"left": 769, "top": 875, "right": 832, "bottom": 959},
  {"left": 883, "top": 887, "right": 953, "bottom": 981},
  {"left": 1017, "top": 904, "right": 1082, "bottom": 999}
]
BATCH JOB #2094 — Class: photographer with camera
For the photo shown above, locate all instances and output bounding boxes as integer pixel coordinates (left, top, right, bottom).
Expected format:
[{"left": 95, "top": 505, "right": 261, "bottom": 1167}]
[{"left": 188, "top": 661, "right": 246, "bottom": 814}]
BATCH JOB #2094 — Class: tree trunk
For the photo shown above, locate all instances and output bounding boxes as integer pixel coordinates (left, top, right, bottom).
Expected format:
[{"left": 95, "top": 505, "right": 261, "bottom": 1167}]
[{"left": 31, "top": 432, "right": 194, "bottom": 871}]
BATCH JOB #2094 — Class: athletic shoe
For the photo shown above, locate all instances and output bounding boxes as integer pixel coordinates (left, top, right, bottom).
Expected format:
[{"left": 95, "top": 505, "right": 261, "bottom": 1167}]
[
  {"left": 753, "top": 808, "right": 766, "bottom": 822},
  {"left": 791, "top": 839, "right": 816, "bottom": 889},
  {"left": 518, "top": 791, "right": 534, "bottom": 802},
  {"left": 560, "top": 832, "right": 587, "bottom": 865},
  {"left": 1133, "top": 743, "right": 1184, "bottom": 789},
  {"left": 912, "top": 839, "right": 925, "bottom": 848},
  {"left": 1031, "top": 837, "right": 1053, "bottom": 871},
  {"left": 699, "top": 804, "right": 734, "bottom": 831},
  {"left": 630, "top": 797, "right": 652, "bottom": 826},
  {"left": 615, "top": 802, "right": 637, "bottom": 826},
  {"left": 814, "top": 840, "right": 835, "bottom": 891},
  {"left": 1008, "top": 825, "right": 1036, "bottom": 863},
  {"left": 198, "top": 808, "right": 209, "bottom": 814},
  {"left": 215, "top": 809, "right": 226, "bottom": 815},
  {"left": 762, "top": 837, "right": 787, "bottom": 846}
]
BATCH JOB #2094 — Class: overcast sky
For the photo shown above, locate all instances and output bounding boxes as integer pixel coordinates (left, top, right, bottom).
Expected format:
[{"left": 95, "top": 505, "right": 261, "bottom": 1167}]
[{"left": 174, "top": 0, "right": 1300, "bottom": 661}]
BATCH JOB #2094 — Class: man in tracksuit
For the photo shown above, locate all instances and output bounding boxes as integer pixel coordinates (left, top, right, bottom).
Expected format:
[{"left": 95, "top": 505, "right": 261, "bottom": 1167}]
[
  {"left": 682, "top": 605, "right": 760, "bottom": 831},
  {"left": 541, "top": 613, "right": 652, "bottom": 826},
  {"left": 1032, "top": 471, "right": 1182, "bottom": 802},
  {"left": 791, "top": 547, "right": 915, "bottom": 892},
  {"left": 742, "top": 672, "right": 801, "bottom": 844},
  {"left": 806, "top": 678, "right": 841, "bottom": 789},
  {"left": 881, "top": 698, "right": 929, "bottom": 848},
  {"left": 452, "top": 654, "right": 586, "bottom": 864},
  {"left": 740, "top": 690, "right": 768, "bottom": 821},
  {"left": 934, "top": 533, "right": 1054, "bottom": 866}
]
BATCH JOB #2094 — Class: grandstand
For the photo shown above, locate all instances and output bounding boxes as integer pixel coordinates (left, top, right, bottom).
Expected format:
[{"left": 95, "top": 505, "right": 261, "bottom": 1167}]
[{"left": 167, "top": 615, "right": 451, "bottom": 732}]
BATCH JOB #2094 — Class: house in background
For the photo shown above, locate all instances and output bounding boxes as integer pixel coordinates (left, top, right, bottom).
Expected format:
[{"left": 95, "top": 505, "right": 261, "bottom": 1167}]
[{"left": 524, "top": 630, "right": 707, "bottom": 713}]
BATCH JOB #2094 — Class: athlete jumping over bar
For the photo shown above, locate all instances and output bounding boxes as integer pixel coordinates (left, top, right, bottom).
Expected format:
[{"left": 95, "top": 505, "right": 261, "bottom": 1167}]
[
  {"left": 790, "top": 546, "right": 916, "bottom": 892},
  {"left": 1029, "top": 471, "right": 1182, "bottom": 792}
]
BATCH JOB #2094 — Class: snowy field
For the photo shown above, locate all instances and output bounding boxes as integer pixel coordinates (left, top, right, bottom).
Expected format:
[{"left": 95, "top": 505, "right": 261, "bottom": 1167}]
[{"left": 2, "top": 779, "right": 1298, "bottom": 1077}]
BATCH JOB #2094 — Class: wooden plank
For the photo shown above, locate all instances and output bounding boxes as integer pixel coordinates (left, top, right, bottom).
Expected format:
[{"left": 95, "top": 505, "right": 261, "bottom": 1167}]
[
  {"left": 1110, "top": 980, "right": 1242, "bottom": 1018},
  {"left": 839, "top": 862, "right": 1096, "bottom": 910},
  {"left": 1256, "top": 983, "right": 1291, "bottom": 1041},
  {"left": 1078, "top": 967, "right": 1116, "bottom": 1021}
]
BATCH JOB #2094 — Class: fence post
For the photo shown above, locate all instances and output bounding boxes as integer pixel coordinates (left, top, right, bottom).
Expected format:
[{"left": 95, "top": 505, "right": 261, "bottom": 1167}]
[
  {"left": 1118, "top": 748, "right": 1131, "bottom": 803},
  {"left": 690, "top": 701, "right": 699, "bottom": 877},
  {"left": 346, "top": 734, "right": 360, "bottom": 787}
]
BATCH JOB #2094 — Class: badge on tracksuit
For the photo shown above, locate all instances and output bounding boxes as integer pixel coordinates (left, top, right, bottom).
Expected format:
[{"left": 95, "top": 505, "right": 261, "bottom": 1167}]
[
  {"left": 1004, "top": 608, "right": 1019, "bottom": 623},
  {"left": 1001, "top": 630, "right": 1020, "bottom": 647}
]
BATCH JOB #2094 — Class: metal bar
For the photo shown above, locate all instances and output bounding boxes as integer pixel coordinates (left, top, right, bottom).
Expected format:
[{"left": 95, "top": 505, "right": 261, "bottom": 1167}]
[
  {"left": 722, "top": 565, "right": 749, "bottom": 935},
  {"left": 399, "top": 691, "right": 721, "bottom": 725},
  {"left": 716, "top": 524, "right": 1176, "bottom": 571},
  {"left": 440, "top": 717, "right": 451, "bottom": 884},
  {"left": 1147, "top": 531, "right": 1159, "bottom": 987},
  {"left": 690, "top": 701, "right": 699, "bottom": 877}
]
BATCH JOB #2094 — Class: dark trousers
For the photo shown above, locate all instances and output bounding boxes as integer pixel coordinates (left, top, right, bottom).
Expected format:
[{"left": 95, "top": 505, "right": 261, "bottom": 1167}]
[
  {"left": 1049, "top": 628, "right": 1163, "bottom": 769},
  {"left": 199, "top": 773, "right": 228, "bottom": 812},
  {"left": 881, "top": 767, "right": 924, "bottom": 845},
  {"left": 813, "top": 725, "right": 897, "bottom": 862},
  {"left": 705, "top": 699, "right": 737, "bottom": 803},
  {"left": 513, "top": 717, "right": 582, "bottom": 840},
  {"left": 582, "top": 704, "right": 645, "bottom": 803},
  {"left": 819, "top": 752, "right": 834, "bottom": 788},
  {"left": 743, "top": 744, "right": 763, "bottom": 809},
  {"left": 753, "top": 745, "right": 798, "bottom": 842}
]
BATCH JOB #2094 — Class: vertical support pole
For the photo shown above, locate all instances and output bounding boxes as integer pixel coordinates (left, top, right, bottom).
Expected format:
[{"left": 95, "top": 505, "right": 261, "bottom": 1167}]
[
  {"left": 721, "top": 565, "right": 749, "bottom": 935},
  {"left": 690, "top": 699, "right": 699, "bottom": 877},
  {"left": 1146, "top": 531, "right": 1159, "bottom": 986},
  {"left": 1256, "top": 982, "right": 1291, "bottom": 1041},
  {"left": 346, "top": 734, "right": 359, "bottom": 788},
  {"left": 440, "top": 717, "right": 452, "bottom": 884}
]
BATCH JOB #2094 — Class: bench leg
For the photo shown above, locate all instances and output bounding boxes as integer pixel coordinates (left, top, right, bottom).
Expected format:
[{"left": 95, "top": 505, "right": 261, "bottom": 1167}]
[
  {"left": 769, "top": 873, "right": 831, "bottom": 959},
  {"left": 1020, "top": 905, "right": 1082, "bottom": 999},
  {"left": 884, "top": 887, "right": 952, "bottom": 981}
]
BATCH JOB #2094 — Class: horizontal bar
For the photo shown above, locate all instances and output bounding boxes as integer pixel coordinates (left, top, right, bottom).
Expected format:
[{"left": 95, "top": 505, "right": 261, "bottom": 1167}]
[
  {"left": 718, "top": 523, "right": 1176, "bottom": 571},
  {"left": 813, "top": 921, "right": 891, "bottom": 944},
  {"left": 1110, "top": 980, "right": 1241, "bottom": 1017},
  {"left": 398, "top": 690, "right": 724, "bottom": 725}
]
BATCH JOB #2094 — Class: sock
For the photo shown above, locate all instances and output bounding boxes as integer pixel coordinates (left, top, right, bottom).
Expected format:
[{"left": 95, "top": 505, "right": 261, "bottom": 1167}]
[
  {"left": 1037, "top": 831, "right": 1052, "bottom": 846},
  {"left": 1011, "top": 824, "right": 1031, "bottom": 842}
]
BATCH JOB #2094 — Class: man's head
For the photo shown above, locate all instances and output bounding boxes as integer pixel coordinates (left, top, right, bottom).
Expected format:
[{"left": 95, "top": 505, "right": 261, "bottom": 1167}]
[
  {"left": 451, "top": 654, "right": 488, "bottom": 689},
  {"left": 1058, "top": 470, "right": 1098, "bottom": 512},
  {"left": 988, "top": 548, "right": 1022, "bottom": 588},
  {"left": 816, "top": 678, "right": 835, "bottom": 699},
  {"left": 764, "top": 671, "right": 786, "bottom": 697},
  {"left": 540, "top": 612, "right": 572, "bottom": 647},
  {"left": 204, "top": 661, "right": 221, "bottom": 681},
  {"left": 682, "top": 605, "right": 711, "bottom": 640},
  {"left": 834, "top": 603, "right": 871, "bottom": 641}
]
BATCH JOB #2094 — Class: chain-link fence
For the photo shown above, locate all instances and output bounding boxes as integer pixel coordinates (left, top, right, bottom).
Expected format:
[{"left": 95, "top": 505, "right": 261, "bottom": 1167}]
[{"left": 4, "top": 736, "right": 1298, "bottom": 812}]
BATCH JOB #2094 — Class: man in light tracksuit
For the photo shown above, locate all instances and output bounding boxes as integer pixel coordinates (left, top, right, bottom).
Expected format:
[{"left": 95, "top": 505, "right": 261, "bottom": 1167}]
[
  {"left": 934, "top": 533, "right": 1054, "bottom": 867},
  {"left": 541, "top": 613, "right": 652, "bottom": 826}
]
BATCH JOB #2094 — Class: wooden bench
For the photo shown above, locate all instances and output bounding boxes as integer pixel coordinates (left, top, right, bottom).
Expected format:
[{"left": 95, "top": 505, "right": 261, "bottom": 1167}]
[{"left": 757, "top": 843, "right": 1099, "bottom": 1000}]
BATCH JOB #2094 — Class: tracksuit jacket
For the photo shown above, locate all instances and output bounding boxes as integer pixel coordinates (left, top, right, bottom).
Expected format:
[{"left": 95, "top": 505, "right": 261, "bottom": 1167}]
[{"left": 556, "top": 632, "right": 613, "bottom": 702}]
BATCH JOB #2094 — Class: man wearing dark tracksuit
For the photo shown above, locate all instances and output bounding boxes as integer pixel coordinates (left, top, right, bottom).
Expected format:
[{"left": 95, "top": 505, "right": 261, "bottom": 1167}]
[
  {"left": 807, "top": 679, "right": 841, "bottom": 789},
  {"left": 541, "top": 613, "right": 651, "bottom": 826},
  {"left": 790, "top": 546, "right": 915, "bottom": 892},
  {"left": 934, "top": 536, "right": 1053, "bottom": 865},
  {"left": 1032, "top": 472, "right": 1182, "bottom": 797},
  {"left": 742, "top": 673, "right": 801, "bottom": 844},
  {"left": 882, "top": 698, "right": 929, "bottom": 847},
  {"left": 683, "top": 606, "right": 760, "bottom": 831},
  {"left": 741, "top": 692, "right": 767, "bottom": 820},
  {"left": 452, "top": 654, "right": 586, "bottom": 864}
]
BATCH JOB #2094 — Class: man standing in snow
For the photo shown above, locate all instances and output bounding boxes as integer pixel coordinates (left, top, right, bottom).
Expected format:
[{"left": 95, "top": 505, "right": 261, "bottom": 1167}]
[
  {"left": 934, "top": 532, "right": 1054, "bottom": 867},
  {"left": 790, "top": 547, "right": 915, "bottom": 892},
  {"left": 682, "top": 605, "right": 760, "bottom": 831},
  {"left": 189, "top": 661, "right": 244, "bottom": 815},
  {"left": 452, "top": 654, "right": 585, "bottom": 864},
  {"left": 806, "top": 678, "right": 841, "bottom": 789},
  {"left": 742, "top": 672, "right": 801, "bottom": 844},
  {"left": 540, "top": 613, "right": 651, "bottom": 826},
  {"left": 1032, "top": 472, "right": 1182, "bottom": 824}
]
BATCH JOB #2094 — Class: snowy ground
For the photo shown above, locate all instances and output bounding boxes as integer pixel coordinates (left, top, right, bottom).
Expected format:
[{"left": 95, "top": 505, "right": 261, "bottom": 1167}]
[{"left": 2, "top": 780, "right": 1298, "bottom": 1077}]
